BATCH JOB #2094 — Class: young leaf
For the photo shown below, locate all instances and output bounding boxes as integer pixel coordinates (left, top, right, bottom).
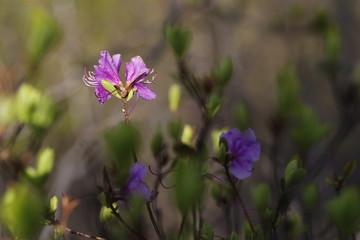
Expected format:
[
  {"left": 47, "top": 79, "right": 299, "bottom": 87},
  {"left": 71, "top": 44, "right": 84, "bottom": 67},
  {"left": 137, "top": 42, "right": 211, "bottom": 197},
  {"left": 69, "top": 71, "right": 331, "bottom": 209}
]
[
  {"left": 207, "top": 93, "right": 222, "bottom": 118},
  {"left": 165, "top": 24, "right": 192, "bottom": 59},
  {"left": 284, "top": 156, "right": 306, "bottom": 190},
  {"left": 213, "top": 58, "right": 233, "bottom": 88}
]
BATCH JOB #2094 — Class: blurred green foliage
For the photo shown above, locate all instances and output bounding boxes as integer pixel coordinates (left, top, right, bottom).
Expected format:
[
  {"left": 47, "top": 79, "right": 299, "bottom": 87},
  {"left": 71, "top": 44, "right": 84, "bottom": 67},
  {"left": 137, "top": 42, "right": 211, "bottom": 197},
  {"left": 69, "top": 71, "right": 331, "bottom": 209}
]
[
  {"left": 168, "top": 118, "right": 183, "bottom": 142},
  {"left": 165, "top": 24, "right": 192, "bottom": 60},
  {"left": 324, "top": 27, "right": 342, "bottom": 61},
  {"left": 275, "top": 66, "right": 300, "bottom": 120},
  {"left": 301, "top": 184, "right": 319, "bottom": 211},
  {"left": 174, "top": 160, "right": 202, "bottom": 212},
  {"left": 291, "top": 105, "right": 331, "bottom": 153},
  {"left": 213, "top": 58, "right": 233, "bottom": 90},
  {"left": 104, "top": 123, "right": 140, "bottom": 183},
  {"left": 24, "top": 147, "right": 55, "bottom": 187},
  {"left": 26, "top": 6, "right": 61, "bottom": 67},
  {"left": 234, "top": 103, "right": 250, "bottom": 131},
  {"left": 15, "top": 83, "right": 57, "bottom": 132},
  {"left": 0, "top": 96, "right": 16, "bottom": 128},
  {"left": 251, "top": 183, "right": 271, "bottom": 216},
  {"left": 0, "top": 183, "right": 46, "bottom": 239},
  {"left": 326, "top": 187, "right": 360, "bottom": 234},
  {"left": 151, "top": 125, "right": 164, "bottom": 157}
]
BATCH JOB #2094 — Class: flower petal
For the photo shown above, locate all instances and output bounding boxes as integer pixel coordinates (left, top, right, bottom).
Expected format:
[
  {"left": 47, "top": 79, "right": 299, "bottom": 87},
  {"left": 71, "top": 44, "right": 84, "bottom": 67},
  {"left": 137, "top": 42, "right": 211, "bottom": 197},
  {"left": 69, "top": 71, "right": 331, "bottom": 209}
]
[
  {"left": 125, "top": 56, "right": 151, "bottom": 84},
  {"left": 95, "top": 84, "right": 112, "bottom": 104},
  {"left": 122, "top": 163, "right": 152, "bottom": 201},
  {"left": 135, "top": 84, "right": 156, "bottom": 100},
  {"left": 221, "top": 128, "right": 260, "bottom": 180},
  {"left": 220, "top": 128, "right": 241, "bottom": 153},
  {"left": 94, "top": 51, "right": 121, "bottom": 85},
  {"left": 229, "top": 160, "right": 253, "bottom": 180}
]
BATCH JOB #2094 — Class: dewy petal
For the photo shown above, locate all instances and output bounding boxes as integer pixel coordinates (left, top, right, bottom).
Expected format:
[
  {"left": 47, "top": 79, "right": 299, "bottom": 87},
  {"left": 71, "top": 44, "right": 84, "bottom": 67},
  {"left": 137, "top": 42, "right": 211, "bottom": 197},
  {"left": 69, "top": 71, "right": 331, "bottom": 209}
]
[
  {"left": 94, "top": 51, "right": 122, "bottom": 85},
  {"left": 135, "top": 84, "right": 157, "bottom": 100},
  {"left": 125, "top": 56, "right": 151, "bottom": 84}
]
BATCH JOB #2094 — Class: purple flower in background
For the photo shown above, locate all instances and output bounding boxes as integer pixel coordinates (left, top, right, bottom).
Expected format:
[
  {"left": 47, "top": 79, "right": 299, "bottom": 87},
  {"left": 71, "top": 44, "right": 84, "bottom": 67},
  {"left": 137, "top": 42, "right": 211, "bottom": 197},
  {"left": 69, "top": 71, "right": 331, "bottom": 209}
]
[
  {"left": 221, "top": 128, "right": 260, "bottom": 180},
  {"left": 119, "top": 163, "right": 152, "bottom": 202},
  {"left": 83, "top": 51, "right": 156, "bottom": 104}
]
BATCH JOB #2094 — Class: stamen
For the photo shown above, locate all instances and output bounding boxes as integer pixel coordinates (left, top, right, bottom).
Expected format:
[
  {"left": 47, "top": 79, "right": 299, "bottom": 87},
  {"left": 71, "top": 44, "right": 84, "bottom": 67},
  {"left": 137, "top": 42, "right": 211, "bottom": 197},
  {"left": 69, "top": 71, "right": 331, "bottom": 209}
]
[{"left": 83, "top": 67, "right": 98, "bottom": 87}]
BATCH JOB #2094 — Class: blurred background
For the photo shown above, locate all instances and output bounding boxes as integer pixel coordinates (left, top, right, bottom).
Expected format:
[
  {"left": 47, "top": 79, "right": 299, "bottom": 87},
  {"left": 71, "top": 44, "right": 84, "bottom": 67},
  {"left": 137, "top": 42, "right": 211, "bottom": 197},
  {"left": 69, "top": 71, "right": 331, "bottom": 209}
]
[{"left": 1, "top": 0, "right": 360, "bottom": 239}]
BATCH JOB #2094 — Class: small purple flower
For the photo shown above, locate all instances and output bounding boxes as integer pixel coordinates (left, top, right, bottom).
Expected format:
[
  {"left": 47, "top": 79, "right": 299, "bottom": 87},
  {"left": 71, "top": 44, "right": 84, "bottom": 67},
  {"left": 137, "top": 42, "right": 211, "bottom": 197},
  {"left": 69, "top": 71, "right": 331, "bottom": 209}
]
[
  {"left": 125, "top": 56, "right": 156, "bottom": 101},
  {"left": 83, "top": 51, "right": 156, "bottom": 104},
  {"left": 221, "top": 128, "right": 260, "bottom": 180},
  {"left": 118, "top": 163, "right": 152, "bottom": 202}
]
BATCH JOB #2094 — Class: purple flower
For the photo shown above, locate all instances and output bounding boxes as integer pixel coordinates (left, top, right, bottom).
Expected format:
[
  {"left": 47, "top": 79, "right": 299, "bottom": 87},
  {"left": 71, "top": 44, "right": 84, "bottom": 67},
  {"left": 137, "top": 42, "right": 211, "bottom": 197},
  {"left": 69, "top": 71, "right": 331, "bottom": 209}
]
[
  {"left": 118, "top": 163, "right": 152, "bottom": 202},
  {"left": 83, "top": 51, "right": 156, "bottom": 104},
  {"left": 221, "top": 128, "right": 260, "bottom": 180},
  {"left": 125, "top": 56, "right": 156, "bottom": 101}
]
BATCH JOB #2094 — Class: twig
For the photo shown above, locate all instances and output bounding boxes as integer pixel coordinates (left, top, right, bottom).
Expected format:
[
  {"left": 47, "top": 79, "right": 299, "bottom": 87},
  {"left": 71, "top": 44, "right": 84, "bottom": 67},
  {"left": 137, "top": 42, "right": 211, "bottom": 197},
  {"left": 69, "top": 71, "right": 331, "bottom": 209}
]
[{"left": 224, "top": 166, "right": 257, "bottom": 236}]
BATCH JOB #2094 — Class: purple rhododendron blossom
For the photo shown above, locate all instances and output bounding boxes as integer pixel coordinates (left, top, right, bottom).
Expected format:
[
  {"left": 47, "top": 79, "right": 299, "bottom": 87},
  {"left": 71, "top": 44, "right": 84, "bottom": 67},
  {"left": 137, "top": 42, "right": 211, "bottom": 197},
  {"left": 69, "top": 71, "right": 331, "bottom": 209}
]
[
  {"left": 221, "top": 128, "right": 260, "bottom": 180},
  {"left": 125, "top": 56, "right": 156, "bottom": 101},
  {"left": 83, "top": 51, "right": 156, "bottom": 104},
  {"left": 120, "top": 163, "right": 152, "bottom": 202}
]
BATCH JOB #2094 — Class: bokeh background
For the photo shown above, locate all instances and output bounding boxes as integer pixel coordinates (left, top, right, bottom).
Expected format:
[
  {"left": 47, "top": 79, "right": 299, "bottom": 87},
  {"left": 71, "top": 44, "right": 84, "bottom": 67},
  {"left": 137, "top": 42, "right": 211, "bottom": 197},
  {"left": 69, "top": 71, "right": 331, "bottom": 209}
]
[{"left": 1, "top": 0, "right": 360, "bottom": 239}]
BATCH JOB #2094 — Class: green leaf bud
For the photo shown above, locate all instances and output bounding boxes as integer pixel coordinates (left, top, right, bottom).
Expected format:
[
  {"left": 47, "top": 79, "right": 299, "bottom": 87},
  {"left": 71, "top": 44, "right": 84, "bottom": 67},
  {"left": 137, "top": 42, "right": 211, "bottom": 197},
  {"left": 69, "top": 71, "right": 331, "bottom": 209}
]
[
  {"left": 49, "top": 196, "right": 58, "bottom": 214},
  {"left": 15, "top": 84, "right": 56, "bottom": 131},
  {"left": 37, "top": 147, "right": 54, "bottom": 176},
  {"left": 213, "top": 57, "right": 233, "bottom": 88},
  {"left": 207, "top": 93, "right": 222, "bottom": 118},
  {"left": 168, "top": 84, "right": 182, "bottom": 112},
  {"left": 181, "top": 124, "right": 194, "bottom": 147},
  {"left": 165, "top": 24, "right": 192, "bottom": 59},
  {"left": 284, "top": 156, "right": 306, "bottom": 190}
]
